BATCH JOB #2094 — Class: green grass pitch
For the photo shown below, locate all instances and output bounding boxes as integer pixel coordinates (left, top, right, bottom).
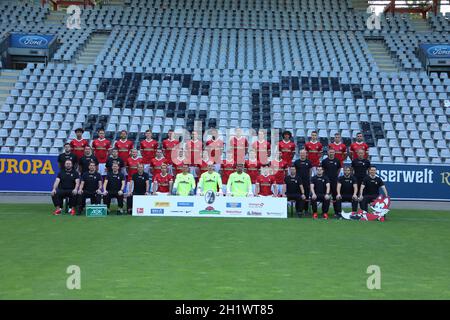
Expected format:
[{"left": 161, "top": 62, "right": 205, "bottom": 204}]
[{"left": 0, "top": 203, "right": 449, "bottom": 300}]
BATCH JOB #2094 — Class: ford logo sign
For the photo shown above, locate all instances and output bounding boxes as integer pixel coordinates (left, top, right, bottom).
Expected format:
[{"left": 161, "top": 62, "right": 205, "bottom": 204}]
[
  {"left": 427, "top": 45, "right": 450, "bottom": 57},
  {"left": 205, "top": 190, "right": 215, "bottom": 204},
  {"left": 19, "top": 36, "right": 49, "bottom": 48}
]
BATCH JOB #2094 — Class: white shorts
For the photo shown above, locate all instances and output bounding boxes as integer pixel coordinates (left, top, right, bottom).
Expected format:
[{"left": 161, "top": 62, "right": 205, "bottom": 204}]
[
  {"left": 154, "top": 192, "right": 169, "bottom": 196},
  {"left": 98, "top": 163, "right": 107, "bottom": 176},
  {"left": 252, "top": 184, "right": 256, "bottom": 194},
  {"left": 222, "top": 184, "right": 228, "bottom": 194},
  {"left": 121, "top": 167, "right": 127, "bottom": 177},
  {"left": 144, "top": 164, "right": 151, "bottom": 175}
]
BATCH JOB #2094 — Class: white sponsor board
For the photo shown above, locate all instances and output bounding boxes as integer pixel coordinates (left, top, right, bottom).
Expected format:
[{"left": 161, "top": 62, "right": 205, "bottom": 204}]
[{"left": 132, "top": 193, "right": 287, "bottom": 218}]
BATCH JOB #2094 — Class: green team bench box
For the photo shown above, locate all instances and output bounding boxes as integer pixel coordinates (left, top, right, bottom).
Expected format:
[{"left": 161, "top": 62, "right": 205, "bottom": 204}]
[{"left": 86, "top": 205, "right": 108, "bottom": 217}]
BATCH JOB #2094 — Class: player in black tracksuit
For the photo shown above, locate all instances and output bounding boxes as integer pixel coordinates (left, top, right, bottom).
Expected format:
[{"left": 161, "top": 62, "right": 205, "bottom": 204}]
[
  {"left": 103, "top": 162, "right": 125, "bottom": 215},
  {"left": 51, "top": 159, "right": 80, "bottom": 215},
  {"left": 126, "top": 163, "right": 150, "bottom": 214},
  {"left": 283, "top": 166, "right": 306, "bottom": 217},
  {"left": 321, "top": 149, "right": 341, "bottom": 215},
  {"left": 336, "top": 166, "right": 359, "bottom": 215},
  {"left": 310, "top": 166, "right": 331, "bottom": 219},
  {"left": 351, "top": 149, "right": 371, "bottom": 195},
  {"left": 79, "top": 146, "right": 99, "bottom": 174},
  {"left": 78, "top": 161, "right": 103, "bottom": 215},
  {"left": 359, "top": 166, "right": 389, "bottom": 211},
  {"left": 57, "top": 143, "right": 78, "bottom": 170},
  {"left": 293, "top": 149, "right": 312, "bottom": 215}
]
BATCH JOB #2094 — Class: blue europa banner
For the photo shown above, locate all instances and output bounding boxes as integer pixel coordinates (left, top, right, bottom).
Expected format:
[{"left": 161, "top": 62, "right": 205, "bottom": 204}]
[
  {"left": 0, "top": 154, "right": 58, "bottom": 192},
  {"left": 374, "top": 163, "right": 450, "bottom": 201},
  {"left": 9, "top": 33, "right": 56, "bottom": 49}
]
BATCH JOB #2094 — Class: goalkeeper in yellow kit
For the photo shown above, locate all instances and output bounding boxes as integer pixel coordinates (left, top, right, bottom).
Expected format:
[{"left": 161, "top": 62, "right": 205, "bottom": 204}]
[
  {"left": 197, "top": 164, "right": 223, "bottom": 196},
  {"left": 173, "top": 164, "right": 196, "bottom": 196},
  {"left": 226, "top": 163, "right": 253, "bottom": 197}
]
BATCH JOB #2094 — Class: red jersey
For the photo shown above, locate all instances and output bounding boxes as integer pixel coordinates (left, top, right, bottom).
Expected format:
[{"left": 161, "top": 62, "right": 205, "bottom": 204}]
[
  {"left": 205, "top": 139, "right": 224, "bottom": 162},
  {"left": 153, "top": 173, "right": 174, "bottom": 193},
  {"left": 91, "top": 138, "right": 111, "bottom": 163},
  {"left": 245, "top": 159, "right": 261, "bottom": 183},
  {"left": 172, "top": 157, "right": 189, "bottom": 175},
  {"left": 199, "top": 160, "right": 214, "bottom": 175},
  {"left": 230, "top": 137, "right": 248, "bottom": 164},
  {"left": 256, "top": 175, "right": 276, "bottom": 196},
  {"left": 278, "top": 140, "right": 296, "bottom": 165},
  {"left": 70, "top": 138, "right": 89, "bottom": 161},
  {"left": 187, "top": 140, "right": 203, "bottom": 165},
  {"left": 162, "top": 138, "right": 180, "bottom": 164},
  {"left": 150, "top": 157, "right": 168, "bottom": 176},
  {"left": 350, "top": 142, "right": 369, "bottom": 160},
  {"left": 126, "top": 157, "right": 142, "bottom": 181},
  {"left": 304, "top": 141, "right": 323, "bottom": 167},
  {"left": 328, "top": 142, "right": 347, "bottom": 165},
  {"left": 115, "top": 139, "right": 134, "bottom": 163},
  {"left": 270, "top": 159, "right": 288, "bottom": 184},
  {"left": 140, "top": 139, "right": 159, "bottom": 164},
  {"left": 252, "top": 140, "right": 271, "bottom": 165},
  {"left": 221, "top": 160, "right": 236, "bottom": 184}
]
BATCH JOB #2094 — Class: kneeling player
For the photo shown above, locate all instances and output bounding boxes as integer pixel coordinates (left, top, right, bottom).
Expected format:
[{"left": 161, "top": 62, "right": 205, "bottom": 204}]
[
  {"left": 127, "top": 163, "right": 150, "bottom": 214},
  {"left": 78, "top": 161, "right": 103, "bottom": 215},
  {"left": 197, "top": 164, "right": 223, "bottom": 195},
  {"left": 310, "top": 166, "right": 331, "bottom": 219},
  {"left": 335, "top": 166, "right": 359, "bottom": 216},
  {"left": 255, "top": 165, "right": 277, "bottom": 197},
  {"left": 152, "top": 163, "right": 174, "bottom": 195},
  {"left": 51, "top": 159, "right": 80, "bottom": 216},
  {"left": 103, "top": 162, "right": 126, "bottom": 215}
]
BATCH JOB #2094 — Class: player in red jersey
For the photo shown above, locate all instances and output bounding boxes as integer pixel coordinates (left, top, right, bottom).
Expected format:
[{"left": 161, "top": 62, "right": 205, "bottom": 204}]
[
  {"left": 114, "top": 130, "right": 134, "bottom": 166},
  {"left": 229, "top": 128, "right": 248, "bottom": 164},
  {"left": 152, "top": 163, "right": 174, "bottom": 195},
  {"left": 270, "top": 152, "right": 289, "bottom": 195},
  {"left": 205, "top": 128, "right": 224, "bottom": 167},
  {"left": 150, "top": 148, "right": 168, "bottom": 177},
  {"left": 251, "top": 129, "right": 270, "bottom": 165},
  {"left": 126, "top": 149, "right": 142, "bottom": 182},
  {"left": 255, "top": 165, "right": 277, "bottom": 197},
  {"left": 328, "top": 132, "right": 347, "bottom": 168},
  {"left": 245, "top": 149, "right": 261, "bottom": 194},
  {"left": 278, "top": 130, "right": 296, "bottom": 165},
  {"left": 220, "top": 151, "right": 236, "bottom": 194},
  {"left": 187, "top": 130, "right": 203, "bottom": 166},
  {"left": 70, "top": 128, "right": 89, "bottom": 163},
  {"left": 172, "top": 148, "right": 190, "bottom": 176},
  {"left": 140, "top": 130, "right": 159, "bottom": 173},
  {"left": 162, "top": 129, "right": 180, "bottom": 165},
  {"left": 91, "top": 129, "right": 111, "bottom": 176},
  {"left": 350, "top": 132, "right": 369, "bottom": 160},
  {"left": 198, "top": 150, "right": 215, "bottom": 176},
  {"left": 304, "top": 131, "right": 323, "bottom": 173}
]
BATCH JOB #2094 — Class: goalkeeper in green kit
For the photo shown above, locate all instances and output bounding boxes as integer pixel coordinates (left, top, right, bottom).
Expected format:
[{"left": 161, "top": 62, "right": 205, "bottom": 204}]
[
  {"left": 226, "top": 163, "right": 253, "bottom": 197},
  {"left": 173, "top": 164, "right": 196, "bottom": 196},
  {"left": 197, "top": 164, "right": 223, "bottom": 196}
]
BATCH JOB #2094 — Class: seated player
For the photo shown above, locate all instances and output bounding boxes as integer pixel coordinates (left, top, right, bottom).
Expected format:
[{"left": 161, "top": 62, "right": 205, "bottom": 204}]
[
  {"left": 336, "top": 166, "right": 359, "bottom": 217},
  {"left": 127, "top": 163, "right": 150, "bottom": 215},
  {"left": 197, "top": 163, "right": 223, "bottom": 196},
  {"left": 172, "top": 164, "right": 196, "bottom": 196},
  {"left": 359, "top": 166, "right": 389, "bottom": 211},
  {"left": 221, "top": 151, "right": 236, "bottom": 194},
  {"left": 245, "top": 149, "right": 261, "bottom": 194},
  {"left": 310, "top": 166, "right": 331, "bottom": 219},
  {"left": 77, "top": 161, "right": 102, "bottom": 215},
  {"left": 255, "top": 165, "right": 277, "bottom": 197},
  {"left": 226, "top": 163, "right": 253, "bottom": 197},
  {"left": 103, "top": 162, "right": 126, "bottom": 215},
  {"left": 51, "top": 159, "right": 80, "bottom": 216},
  {"left": 152, "top": 163, "right": 174, "bottom": 195},
  {"left": 282, "top": 166, "right": 306, "bottom": 217}
]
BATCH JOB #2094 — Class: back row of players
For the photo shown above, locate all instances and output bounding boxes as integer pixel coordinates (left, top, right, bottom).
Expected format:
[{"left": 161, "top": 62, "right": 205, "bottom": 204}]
[{"left": 53, "top": 127, "right": 388, "bottom": 217}]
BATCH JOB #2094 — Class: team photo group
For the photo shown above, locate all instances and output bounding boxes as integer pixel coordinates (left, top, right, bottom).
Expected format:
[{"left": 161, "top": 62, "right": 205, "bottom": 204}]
[{"left": 51, "top": 126, "right": 389, "bottom": 218}]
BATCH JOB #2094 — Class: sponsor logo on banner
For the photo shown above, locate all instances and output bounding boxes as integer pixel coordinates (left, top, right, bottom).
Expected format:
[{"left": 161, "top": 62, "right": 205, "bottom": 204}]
[
  {"left": 378, "top": 168, "right": 434, "bottom": 184},
  {"left": 247, "top": 211, "right": 262, "bottom": 216},
  {"left": 225, "top": 210, "right": 243, "bottom": 214},
  {"left": 266, "top": 212, "right": 282, "bottom": 216},
  {"left": 137, "top": 208, "right": 144, "bottom": 214},
  {"left": 249, "top": 203, "right": 265, "bottom": 208},
  {"left": 441, "top": 172, "right": 450, "bottom": 186},
  {"left": 177, "top": 202, "right": 194, "bottom": 207},
  {"left": 427, "top": 45, "right": 450, "bottom": 57},
  {"left": 169, "top": 210, "right": 184, "bottom": 214},
  {"left": 154, "top": 202, "right": 170, "bottom": 207},
  {"left": 199, "top": 205, "right": 221, "bottom": 215},
  {"left": 150, "top": 209, "right": 164, "bottom": 214},
  {"left": 226, "top": 202, "right": 242, "bottom": 208}
]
